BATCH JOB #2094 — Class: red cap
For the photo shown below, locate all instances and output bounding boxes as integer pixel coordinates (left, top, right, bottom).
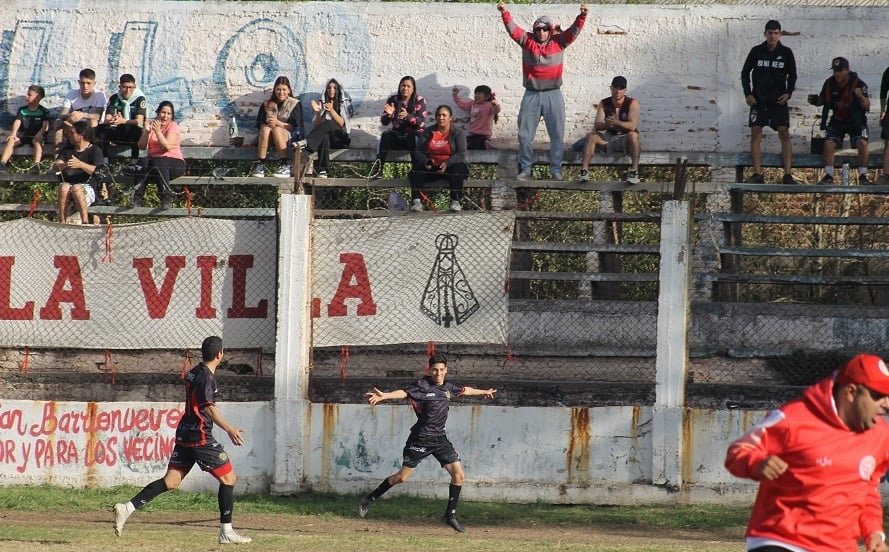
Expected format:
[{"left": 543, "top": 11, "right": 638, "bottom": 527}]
[{"left": 837, "top": 354, "right": 889, "bottom": 395}]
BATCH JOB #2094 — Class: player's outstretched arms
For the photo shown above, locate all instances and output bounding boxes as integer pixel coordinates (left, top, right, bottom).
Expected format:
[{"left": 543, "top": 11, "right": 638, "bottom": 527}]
[
  {"left": 463, "top": 387, "right": 498, "bottom": 400},
  {"left": 366, "top": 388, "right": 408, "bottom": 406}
]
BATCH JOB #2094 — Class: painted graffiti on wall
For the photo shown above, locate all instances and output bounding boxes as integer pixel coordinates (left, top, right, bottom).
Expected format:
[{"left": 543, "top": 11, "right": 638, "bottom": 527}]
[
  {"left": 0, "top": 7, "right": 372, "bottom": 143},
  {"left": 0, "top": 402, "right": 181, "bottom": 474}
]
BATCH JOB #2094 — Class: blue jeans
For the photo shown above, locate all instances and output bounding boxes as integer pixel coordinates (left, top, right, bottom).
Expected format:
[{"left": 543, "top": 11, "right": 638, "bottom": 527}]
[{"left": 517, "top": 88, "right": 565, "bottom": 174}]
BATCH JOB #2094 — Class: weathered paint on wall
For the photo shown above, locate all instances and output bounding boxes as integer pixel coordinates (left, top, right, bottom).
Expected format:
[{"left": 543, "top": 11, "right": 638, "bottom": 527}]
[{"left": 2, "top": 2, "right": 888, "bottom": 153}]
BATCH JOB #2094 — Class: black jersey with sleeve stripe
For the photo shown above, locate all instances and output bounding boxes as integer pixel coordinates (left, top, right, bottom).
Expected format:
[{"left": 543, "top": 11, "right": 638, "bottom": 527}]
[
  {"left": 403, "top": 376, "right": 465, "bottom": 440},
  {"left": 175, "top": 363, "right": 218, "bottom": 447}
]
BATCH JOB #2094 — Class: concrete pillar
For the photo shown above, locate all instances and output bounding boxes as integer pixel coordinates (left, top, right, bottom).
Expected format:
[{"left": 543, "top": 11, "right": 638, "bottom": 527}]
[
  {"left": 271, "top": 194, "right": 313, "bottom": 495},
  {"left": 652, "top": 200, "right": 691, "bottom": 490}
]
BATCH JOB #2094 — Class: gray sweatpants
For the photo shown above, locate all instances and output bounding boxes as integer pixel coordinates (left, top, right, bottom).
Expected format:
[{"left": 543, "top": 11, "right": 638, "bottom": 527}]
[{"left": 517, "top": 88, "right": 565, "bottom": 174}]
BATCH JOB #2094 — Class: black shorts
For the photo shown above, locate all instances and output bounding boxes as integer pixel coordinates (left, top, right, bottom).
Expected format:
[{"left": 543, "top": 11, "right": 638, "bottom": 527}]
[
  {"left": 881, "top": 117, "right": 889, "bottom": 141},
  {"left": 402, "top": 435, "right": 459, "bottom": 468},
  {"left": 168, "top": 440, "right": 233, "bottom": 478},
  {"left": 748, "top": 104, "right": 789, "bottom": 130},
  {"left": 826, "top": 121, "right": 868, "bottom": 147}
]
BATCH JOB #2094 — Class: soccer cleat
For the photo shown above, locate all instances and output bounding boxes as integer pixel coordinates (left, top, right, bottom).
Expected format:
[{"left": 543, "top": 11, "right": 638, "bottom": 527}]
[
  {"left": 219, "top": 529, "right": 252, "bottom": 544},
  {"left": 293, "top": 139, "right": 308, "bottom": 150},
  {"left": 251, "top": 163, "right": 266, "bottom": 178},
  {"left": 818, "top": 174, "right": 834, "bottom": 185},
  {"left": 274, "top": 163, "right": 292, "bottom": 178},
  {"left": 579, "top": 169, "right": 590, "bottom": 183},
  {"left": 358, "top": 498, "right": 372, "bottom": 518},
  {"left": 113, "top": 503, "right": 130, "bottom": 537},
  {"left": 745, "top": 173, "right": 765, "bottom": 184},
  {"left": 782, "top": 173, "right": 799, "bottom": 185},
  {"left": 410, "top": 199, "right": 424, "bottom": 212},
  {"left": 442, "top": 514, "right": 466, "bottom": 533},
  {"left": 626, "top": 169, "right": 641, "bottom": 185},
  {"left": 449, "top": 201, "right": 462, "bottom": 212},
  {"left": 515, "top": 170, "right": 531, "bottom": 181}
]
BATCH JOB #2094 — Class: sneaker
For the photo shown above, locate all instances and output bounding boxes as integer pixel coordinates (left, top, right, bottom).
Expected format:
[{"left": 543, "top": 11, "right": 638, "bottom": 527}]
[
  {"left": 579, "top": 169, "right": 590, "bottom": 183},
  {"left": 782, "top": 173, "right": 799, "bottom": 185},
  {"left": 274, "top": 164, "right": 292, "bottom": 178},
  {"left": 252, "top": 163, "right": 266, "bottom": 178},
  {"left": 358, "top": 498, "right": 372, "bottom": 518},
  {"left": 113, "top": 503, "right": 130, "bottom": 537},
  {"left": 745, "top": 173, "right": 765, "bottom": 184},
  {"left": 317, "top": 170, "right": 328, "bottom": 178},
  {"left": 293, "top": 139, "right": 308, "bottom": 150},
  {"left": 218, "top": 529, "right": 252, "bottom": 544},
  {"left": 874, "top": 174, "right": 889, "bottom": 186},
  {"left": 29, "top": 163, "right": 42, "bottom": 174},
  {"left": 442, "top": 514, "right": 466, "bottom": 533},
  {"left": 626, "top": 169, "right": 641, "bottom": 185},
  {"left": 515, "top": 170, "right": 531, "bottom": 181},
  {"left": 818, "top": 174, "right": 834, "bottom": 185},
  {"left": 450, "top": 201, "right": 462, "bottom": 212},
  {"left": 410, "top": 199, "right": 423, "bottom": 212},
  {"left": 161, "top": 198, "right": 173, "bottom": 210},
  {"left": 551, "top": 171, "right": 564, "bottom": 181}
]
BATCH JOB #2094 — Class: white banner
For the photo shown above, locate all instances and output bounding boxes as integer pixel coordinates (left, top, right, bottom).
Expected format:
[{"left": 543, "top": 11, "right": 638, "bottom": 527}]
[
  {"left": 311, "top": 212, "right": 515, "bottom": 347},
  {"left": 0, "top": 218, "right": 276, "bottom": 349}
]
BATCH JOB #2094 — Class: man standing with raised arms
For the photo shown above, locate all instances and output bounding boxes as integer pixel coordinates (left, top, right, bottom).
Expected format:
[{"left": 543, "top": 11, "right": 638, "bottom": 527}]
[{"left": 498, "top": 2, "right": 588, "bottom": 182}]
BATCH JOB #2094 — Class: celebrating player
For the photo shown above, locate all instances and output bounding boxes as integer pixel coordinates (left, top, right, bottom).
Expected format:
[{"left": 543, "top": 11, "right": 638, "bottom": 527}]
[{"left": 358, "top": 353, "right": 497, "bottom": 533}]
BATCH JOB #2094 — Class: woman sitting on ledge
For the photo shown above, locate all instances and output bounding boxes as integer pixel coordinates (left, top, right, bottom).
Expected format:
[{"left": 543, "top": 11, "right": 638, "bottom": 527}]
[
  {"left": 298, "top": 78, "right": 352, "bottom": 178},
  {"left": 133, "top": 100, "right": 186, "bottom": 209},
  {"left": 408, "top": 105, "right": 468, "bottom": 212}
]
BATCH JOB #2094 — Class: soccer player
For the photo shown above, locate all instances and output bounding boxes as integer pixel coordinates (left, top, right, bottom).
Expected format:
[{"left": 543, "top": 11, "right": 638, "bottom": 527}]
[
  {"left": 358, "top": 353, "right": 497, "bottom": 533},
  {"left": 113, "top": 336, "right": 252, "bottom": 545},
  {"left": 725, "top": 353, "right": 889, "bottom": 552}
]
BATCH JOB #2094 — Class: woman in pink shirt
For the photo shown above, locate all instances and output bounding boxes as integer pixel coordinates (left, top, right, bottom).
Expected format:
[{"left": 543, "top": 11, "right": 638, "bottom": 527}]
[
  {"left": 452, "top": 85, "right": 500, "bottom": 150},
  {"left": 134, "top": 100, "right": 186, "bottom": 208}
]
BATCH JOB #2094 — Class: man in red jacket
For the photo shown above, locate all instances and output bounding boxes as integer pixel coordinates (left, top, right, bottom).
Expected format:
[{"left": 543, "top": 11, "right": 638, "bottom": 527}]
[{"left": 725, "top": 353, "right": 889, "bottom": 552}]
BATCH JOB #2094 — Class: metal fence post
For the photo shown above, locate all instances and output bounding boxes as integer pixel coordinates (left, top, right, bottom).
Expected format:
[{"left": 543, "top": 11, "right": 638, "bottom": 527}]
[
  {"left": 652, "top": 200, "right": 691, "bottom": 489},
  {"left": 271, "top": 194, "right": 313, "bottom": 494}
]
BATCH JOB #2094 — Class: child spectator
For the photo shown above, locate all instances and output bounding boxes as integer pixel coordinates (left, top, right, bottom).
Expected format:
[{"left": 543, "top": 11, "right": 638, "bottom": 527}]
[
  {"left": 452, "top": 85, "right": 500, "bottom": 150},
  {"left": 0, "top": 85, "right": 51, "bottom": 172}
]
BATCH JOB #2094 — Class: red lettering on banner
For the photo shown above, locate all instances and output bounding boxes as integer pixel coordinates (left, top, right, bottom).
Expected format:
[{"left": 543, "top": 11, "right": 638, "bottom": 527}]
[
  {"left": 133, "top": 256, "right": 186, "bottom": 319},
  {"left": 0, "top": 440, "right": 17, "bottom": 464},
  {"left": 195, "top": 256, "right": 217, "bottom": 318},
  {"left": 38, "top": 256, "right": 90, "bottom": 320},
  {"left": 227, "top": 255, "right": 268, "bottom": 319},
  {"left": 122, "top": 435, "right": 175, "bottom": 463},
  {"left": 0, "top": 405, "right": 26, "bottom": 436},
  {"left": 328, "top": 253, "right": 377, "bottom": 317},
  {"left": 0, "top": 257, "right": 35, "bottom": 320}
]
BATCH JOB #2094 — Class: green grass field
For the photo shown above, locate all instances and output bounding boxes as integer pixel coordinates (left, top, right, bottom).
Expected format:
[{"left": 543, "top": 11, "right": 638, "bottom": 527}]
[{"left": 0, "top": 485, "right": 749, "bottom": 551}]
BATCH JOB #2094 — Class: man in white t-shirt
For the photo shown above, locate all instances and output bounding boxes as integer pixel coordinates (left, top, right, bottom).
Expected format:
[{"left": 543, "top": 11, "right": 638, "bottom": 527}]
[{"left": 54, "top": 68, "right": 106, "bottom": 147}]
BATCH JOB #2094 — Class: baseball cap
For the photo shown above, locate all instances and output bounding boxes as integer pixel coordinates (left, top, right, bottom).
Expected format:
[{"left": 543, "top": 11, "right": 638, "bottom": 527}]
[
  {"left": 831, "top": 57, "right": 850, "bottom": 71},
  {"left": 611, "top": 76, "right": 628, "bottom": 89},
  {"left": 533, "top": 16, "right": 553, "bottom": 31},
  {"left": 837, "top": 353, "right": 889, "bottom": 395}
]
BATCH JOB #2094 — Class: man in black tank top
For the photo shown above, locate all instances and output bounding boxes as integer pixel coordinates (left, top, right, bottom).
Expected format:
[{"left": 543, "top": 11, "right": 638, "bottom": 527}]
[{"left": 579, "top": 75, "right": 641, "bottom": 185}]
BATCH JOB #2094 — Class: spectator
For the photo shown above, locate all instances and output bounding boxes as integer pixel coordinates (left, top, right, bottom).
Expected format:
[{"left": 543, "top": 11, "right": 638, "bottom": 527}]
[
  {"left": 371, "top": 75, "right": 426, "bottom": 178},
  {"left": 133, "top": 101, "right": 186, "bottom": 209},
  {"left": 252, "top": 75, "right": 302, "bottom": 179},
  {"left": 579, "top": 76, "right": 641, "bottom": 185},
  {"left": 298, "top": 78, "right": 352, "bottom": 178},
  {"left": 408, "top": 105, "right": 468, "bottom": 212},
  {"left": 96, "top": 73, "right": 147, "bottom": 166},
  {"left": 877, "top": 66, "right": 889, "bottom": 186},
  {"left": 452, "top": 84, "right": 500, "bottom": 150},
  {"left": 808, "top": 57, "right": 871, "bottom": 184},
  {"left": 0, "top": 85, "right": 50, "bottom": 173},
  {"left": 54, "top": 68, "right": 106, "bottom": 148},
  {"left": 52, "top": 120, "right": 104, "bottom": 224},
  {"left": 741, "top": 20, "right": 798, "bottom": 184},
  {"left": 498, "top": 2, "right": 588, "bottom": 181}
]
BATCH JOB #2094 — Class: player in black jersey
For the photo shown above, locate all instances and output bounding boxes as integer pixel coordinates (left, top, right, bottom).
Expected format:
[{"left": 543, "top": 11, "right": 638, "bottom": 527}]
[
  {"left": 113, "top": 336, "right": 252, "bottom": 545},
  {"left": 359, "top": 353, "right": 497, "bottom": 533},
  {"left": 741, "top": 20, "right": 797, "bottom": 184}
]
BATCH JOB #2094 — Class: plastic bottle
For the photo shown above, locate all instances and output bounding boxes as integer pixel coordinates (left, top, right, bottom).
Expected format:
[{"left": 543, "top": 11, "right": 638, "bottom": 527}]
[
  {"left": 841, "top": 162, "right": 849, "bottom": 185},
  {"left": 229, "top": 116, "right": 238, "bottom": 147}
]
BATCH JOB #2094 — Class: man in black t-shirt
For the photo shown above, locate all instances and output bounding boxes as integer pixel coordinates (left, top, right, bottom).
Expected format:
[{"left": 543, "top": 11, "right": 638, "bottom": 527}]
[
  {"left": 741, "top": 20, "right": 797, "bottom": 184},
  {"left": 877, "top": 67, "right": 889, "bottom": 186},
  {"left": 113, "top": 336, "right": 252, "bottom": 545},
  {"left": 95, "top": 73, "right": 147, "bottom": 163},
  {"left": 358, "top": 353, "right": 497, "bottom": 533}
]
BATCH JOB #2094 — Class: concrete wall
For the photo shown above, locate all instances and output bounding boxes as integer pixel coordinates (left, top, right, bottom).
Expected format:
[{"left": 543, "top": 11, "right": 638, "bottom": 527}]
[{"left": 2, "top": 2, "right": 888, "bottom": 153}]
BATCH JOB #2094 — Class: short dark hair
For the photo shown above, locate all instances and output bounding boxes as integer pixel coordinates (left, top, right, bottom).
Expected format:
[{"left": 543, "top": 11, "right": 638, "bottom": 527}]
[
  {"left": 428, "top": 353, "right": 448, "bottom": 367},
  {"left": 764, "top": 20, "right": 781, "bottom": 32},
  {"left": 156, "top": 100, "right": 176, "bottom": 120},
  {"left": 28, "top": 85, "right": 45, "bottom": 100},
  {"left": 119, "top": 73, "right": 136, "bottom": 85},
  {"left": 79, "top": 68, "right": 96, "bottom": 80},
  {"left": 202, "top": 335, "right": 224, "bottom": 361},
  {"left": 70, "top": 119, "right": 94, "bottom": 141}
]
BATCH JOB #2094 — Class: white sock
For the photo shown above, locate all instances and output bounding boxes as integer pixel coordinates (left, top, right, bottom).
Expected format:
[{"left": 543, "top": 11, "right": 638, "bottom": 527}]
[
  {"left": 221, "top": 522, "right": 233, "bottom": 533},
  {"left": 125, "top": 501, "right": 136, "bottom": 515}
]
